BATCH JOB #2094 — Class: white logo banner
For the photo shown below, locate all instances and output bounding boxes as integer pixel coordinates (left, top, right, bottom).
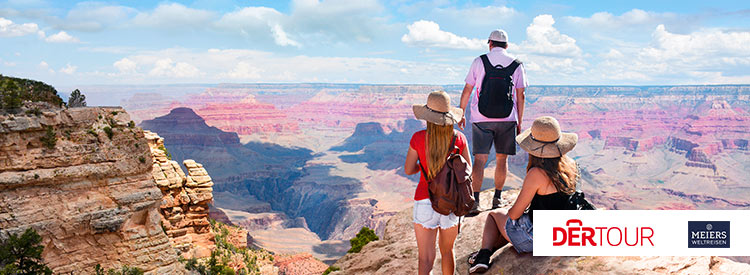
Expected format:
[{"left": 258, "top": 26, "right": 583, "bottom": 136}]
[{"left": 533, "top": 210, "right": 750, "bottom": 256}]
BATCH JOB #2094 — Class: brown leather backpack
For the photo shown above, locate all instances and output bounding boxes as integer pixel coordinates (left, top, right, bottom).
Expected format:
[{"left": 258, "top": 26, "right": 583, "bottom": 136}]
[{"left": 418, "top": 134, "right": 475, "bottom": 217}]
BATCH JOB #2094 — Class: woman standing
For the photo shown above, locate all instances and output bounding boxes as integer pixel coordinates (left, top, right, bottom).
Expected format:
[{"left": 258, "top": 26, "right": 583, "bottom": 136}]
[
  {"left": 469, "top": 116, "right": 579, "bottom": 273},
  {"left": 404, "top": 91, "right": 472, "bottom": 275}
]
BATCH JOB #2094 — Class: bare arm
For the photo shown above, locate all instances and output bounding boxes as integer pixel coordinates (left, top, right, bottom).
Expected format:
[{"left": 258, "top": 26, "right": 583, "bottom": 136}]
[
  {"left": 404, "top": 147, "right": 420, "bottom": 175},
  {"left": 458, "top": 83, "right": 474, "bottom": 129},
  {"left": 460, "top": 140, "right": 472, "bottom": 168},
  {"left": 515, "top": 87, "right": 525, "bottom": 134},
  {"left": 508, "top": 167, "right": 544, "bottom": 220}
]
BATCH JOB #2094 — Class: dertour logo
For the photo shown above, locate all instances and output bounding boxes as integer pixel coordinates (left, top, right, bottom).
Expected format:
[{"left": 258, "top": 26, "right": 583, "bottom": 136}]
[
  {"left": 535, "top": 210, "right": 749, "bottom": 256},
  {"left": 552, "top": 219, "right": 655, "bottom": 247},
  {"left": 688, "top": 221, "right": 730, "bottom": 248}
]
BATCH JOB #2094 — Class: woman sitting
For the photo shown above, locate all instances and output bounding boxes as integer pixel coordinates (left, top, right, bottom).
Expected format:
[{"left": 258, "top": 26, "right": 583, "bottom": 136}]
[{"left": 469, "top": 116, "right": 579, "bottom": 273}]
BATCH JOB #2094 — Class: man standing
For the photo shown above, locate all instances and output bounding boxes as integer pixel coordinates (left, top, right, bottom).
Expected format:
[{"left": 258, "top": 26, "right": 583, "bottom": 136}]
[{"left": 459, "top": 29, "right": 527, "bottom": 214}]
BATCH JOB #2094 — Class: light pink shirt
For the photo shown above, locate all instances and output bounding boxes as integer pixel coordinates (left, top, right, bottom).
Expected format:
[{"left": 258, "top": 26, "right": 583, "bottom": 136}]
[{"left": 464, "top": 47, "right": 528, "bottom": 123}]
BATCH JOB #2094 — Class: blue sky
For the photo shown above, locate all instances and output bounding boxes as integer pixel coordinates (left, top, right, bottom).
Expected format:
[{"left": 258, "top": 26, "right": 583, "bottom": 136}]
[{"left": 1, "top": 0, "right": 748, "bottom": 87}]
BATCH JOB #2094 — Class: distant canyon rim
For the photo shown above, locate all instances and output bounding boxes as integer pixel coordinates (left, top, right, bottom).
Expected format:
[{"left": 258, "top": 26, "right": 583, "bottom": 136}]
[{"left": 102, "top": 83, "right": 749, "bottom": 262}]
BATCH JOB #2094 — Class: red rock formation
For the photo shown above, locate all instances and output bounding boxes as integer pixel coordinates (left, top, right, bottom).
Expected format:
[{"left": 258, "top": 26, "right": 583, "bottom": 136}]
[
  {"left": 274, "top": 253, "right": 328, "bottom": 275},
  {"left": 287, "top": 90, "right": 428, "bottom": 130},
  {"left": 194, "top": 94, "right": 299, "bottom": 136},
  {"left": 145, "top": 130, "right": 216, "bottom": 259}
]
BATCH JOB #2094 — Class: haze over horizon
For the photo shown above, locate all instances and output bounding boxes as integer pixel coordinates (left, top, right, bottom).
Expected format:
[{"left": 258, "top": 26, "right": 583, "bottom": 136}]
[{"left": 1, "top": 0, "right": 748, "bottom": 88}]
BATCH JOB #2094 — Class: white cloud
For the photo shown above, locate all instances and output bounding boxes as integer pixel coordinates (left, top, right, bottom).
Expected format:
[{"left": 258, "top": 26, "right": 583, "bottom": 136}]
[
  {"left": 647, "top": 24, "right": 750, "bottom": 59},
  {"left": 215, "top": 0, "right": 391, "bottom": 46},
  {"left": 93, "top": 48, "right": 464, "bottom": 84},
  {"left": 148, "top": 58, "right": 200, "bottom": 78},
  {"left": 217, "top": 6, "right": 283, "bottom": 28},
  {"left": 430, "top": 5, "right": 518, "bottom": 27},
  {"left": 586, "top": 25, "right": 750, "bottom": 84},
  {"left": 0, "top": 17, "right": 39, "bottom": 37},
  {"left": 271, "top": 24, "right": 300, "bottom": 47},
  {"left": 133, "top": 3, "right": 215, "bottom": 28},
  {"left": 113, "top": 58, "right": 137, "bottom": 74},
  {"left": 60, "top": 63, "right": 77, "bottom": 75},
  {"left": 401, "top": 20, "right": 484, "bottom": 50},
  {"left": 44, "top": 31, "right": 79, "bottom": 43},
  {"left": 288, "top": 0, "right": 387, "bottom": 43},
  {"left": 39, "top": 61, "right": 54, "bottom": 73},
  {"left": 215, "top": 7, "right": 288, "bottom": 46},
  {"left": 221, "top": 61, "right": 264, "bottom": 79},
  {"left": 519, "top": 15, "right": 582, "bottom": 57},
  {"left": 58, "top": 3, "right": 136, "bottom": 32},
  {"left": 565, "top": 9, "right": 678, "bottom": 29}
]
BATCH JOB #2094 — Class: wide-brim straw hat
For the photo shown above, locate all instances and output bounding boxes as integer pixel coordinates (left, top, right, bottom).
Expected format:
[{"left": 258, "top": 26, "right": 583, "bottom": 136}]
[
  {"left": 516, "top": 116, "right": 578, "bottom": 158},
  {"left": 412, "top": 91, "right": 463, "bottom": 126}
]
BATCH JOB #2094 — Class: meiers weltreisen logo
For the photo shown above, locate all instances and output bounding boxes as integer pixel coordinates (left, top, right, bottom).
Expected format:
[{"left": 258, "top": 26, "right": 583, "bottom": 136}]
[{"left": 688, "top": 221, "right": 730, "bottom": 248}]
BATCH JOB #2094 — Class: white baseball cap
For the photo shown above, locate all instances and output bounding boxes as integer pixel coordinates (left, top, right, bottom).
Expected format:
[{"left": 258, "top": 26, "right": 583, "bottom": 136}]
[{"left": 488, "top": 29, "right": 508, "bottom": 43}]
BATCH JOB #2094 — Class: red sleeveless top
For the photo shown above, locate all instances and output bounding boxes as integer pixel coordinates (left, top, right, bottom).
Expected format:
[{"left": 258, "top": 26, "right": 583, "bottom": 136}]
[{"left": 409, "top": 130, "right": 467, "bottom": 200}]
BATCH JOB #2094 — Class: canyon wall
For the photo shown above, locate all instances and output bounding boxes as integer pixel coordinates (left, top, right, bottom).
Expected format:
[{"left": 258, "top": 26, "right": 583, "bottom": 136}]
[{"left": 0, "top": 106, "right": 183, "bottom": 274}]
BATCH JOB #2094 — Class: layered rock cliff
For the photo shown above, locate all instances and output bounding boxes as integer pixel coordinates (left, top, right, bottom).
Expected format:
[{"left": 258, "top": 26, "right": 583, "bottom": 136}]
[
  {"left": 144, "top": 130, "right": 216, "bottom": 259},
  {"left": 331, "top": 190, "right": 750, "bottom": 274},
  {"left": 0, "top": 106, "right": 183, "bottom": 274}
]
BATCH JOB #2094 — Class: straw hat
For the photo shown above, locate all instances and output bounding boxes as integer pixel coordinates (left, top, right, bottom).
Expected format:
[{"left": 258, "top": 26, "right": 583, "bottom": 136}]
[
  {"left": 412, "top": 91, "right": 463, "bottom": 126},
  {"left": 516, "top": 116, "right": 578, "bottom": 158}
]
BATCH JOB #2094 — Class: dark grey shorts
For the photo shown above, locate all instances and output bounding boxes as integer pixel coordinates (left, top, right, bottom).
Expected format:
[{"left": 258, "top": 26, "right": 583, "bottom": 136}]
[{"left": 472, "top": 121, "right": 517, "bottom": 155}]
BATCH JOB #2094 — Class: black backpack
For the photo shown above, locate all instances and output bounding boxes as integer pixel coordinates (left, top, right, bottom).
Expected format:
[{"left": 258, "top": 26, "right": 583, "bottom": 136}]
[
  {"left": 478, "top": 54, "right": 521, "bottom": 118},
  {"left": 567, "top": 191, "right": 596, "bottom": 210},
  {"left": 564, "top": 164, "right": 596, "bottom": 210}
]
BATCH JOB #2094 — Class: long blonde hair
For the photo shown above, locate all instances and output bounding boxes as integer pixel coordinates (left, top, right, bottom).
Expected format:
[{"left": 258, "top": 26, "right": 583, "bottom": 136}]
[
  {"left": 426, "top": 122, "right": 454, "bottom": 180},
  {"left": 526, "top": 154, "right": 578, "bottom": 194}
]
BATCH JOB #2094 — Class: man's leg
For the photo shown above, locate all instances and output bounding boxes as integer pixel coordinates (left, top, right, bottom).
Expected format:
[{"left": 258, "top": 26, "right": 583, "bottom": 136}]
[
  {"left": 491, "top": 121, "right": 517, "bottom": 209},
  {"left": 470, "top": 154, "right": 488, "bottom": 214},
  {"left": 470, "top": 122, "right": 494, "bottom": 214},
  {"left": 492, "top": 153, "right": 509, "bottom": 209}
]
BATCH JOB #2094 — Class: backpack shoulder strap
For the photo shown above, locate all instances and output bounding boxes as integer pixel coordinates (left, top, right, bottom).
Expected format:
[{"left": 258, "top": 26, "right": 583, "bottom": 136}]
[
  {"left": 505, "top": 59, "right": 522, "bottom": 73},
  {"left": 479, "top": 54, "right": 494, "bottom": 73},
  {"left": 449, "top": 133, "right": 458, "bottom": 155},
  {"left": 417, "top": 158, "right": 429, "bottom": 183}
]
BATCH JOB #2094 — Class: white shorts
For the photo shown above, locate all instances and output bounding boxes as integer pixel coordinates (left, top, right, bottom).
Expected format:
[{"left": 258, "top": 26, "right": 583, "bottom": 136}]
[{"left": 413, "top": 199, "right": 459, "bottom": 229}]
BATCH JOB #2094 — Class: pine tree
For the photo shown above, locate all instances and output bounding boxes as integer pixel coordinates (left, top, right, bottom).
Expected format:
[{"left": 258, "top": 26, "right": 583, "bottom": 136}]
[
  {"left": 0, "top": 228, "right": 53, "bottom": 275},
  {"left": 68, "top": 89, "right": 87, "bottom": 107}
]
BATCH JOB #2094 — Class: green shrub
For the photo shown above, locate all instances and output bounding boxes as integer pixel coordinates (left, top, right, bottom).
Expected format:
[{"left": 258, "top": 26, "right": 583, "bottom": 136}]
[
  {"left": 94, "top": 264, "right": 144, "bottom": 275},
  {"left": 322, "top": 266, "right": 340, "bottom": 275},
  {"left": 138, "top": 156, "right": 146, "bottom": 164},
  {"left": 40, "top": 126, "right": 56, "bottom": 150},
  {"left": 0, "top": 228, "right": 53, "bottom": 275},
  {"left": 348, "top": 227, "right": 378, "bottom": 253},
  {"left": 183, "top": 220, "right": 274, "bottom": 275},
  {"left": 103, "top": 126, "right": 113, "bottom": 139},
  {"left": 158, "top": 144, "right": 172, "bottom": 160},
  {"left": 183, "top": 250, "right": 235, "bottom": 275},
  {"left": 25, "top": 108, "right": 42, "bottom": 116},
  {"left": 128, "top": 121, "right": 135, "bottom": 128},
  {"left": 0, "top": 74, "right": 63, "bottom": 109},
  {"left": 107, "top": 117, "right": 117, "bottom": 128}
]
